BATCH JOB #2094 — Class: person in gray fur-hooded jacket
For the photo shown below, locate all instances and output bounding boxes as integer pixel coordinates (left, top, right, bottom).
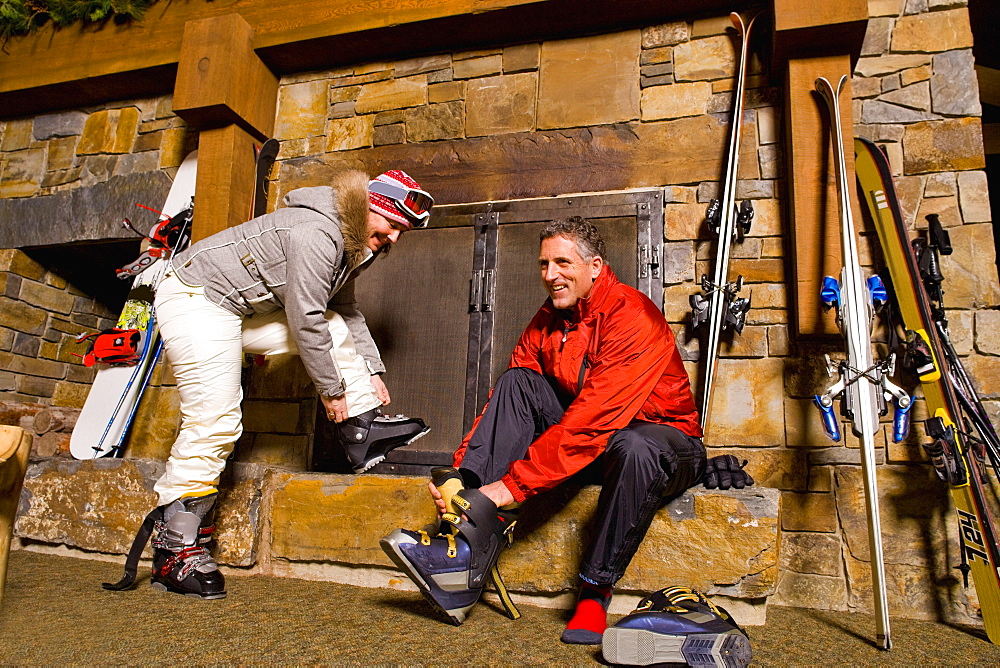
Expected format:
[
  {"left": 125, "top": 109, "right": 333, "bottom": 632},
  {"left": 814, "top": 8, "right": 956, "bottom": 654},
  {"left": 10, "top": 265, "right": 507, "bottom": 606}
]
[{"left": 111, "top": 169, "right": 434, "bottom": 600}]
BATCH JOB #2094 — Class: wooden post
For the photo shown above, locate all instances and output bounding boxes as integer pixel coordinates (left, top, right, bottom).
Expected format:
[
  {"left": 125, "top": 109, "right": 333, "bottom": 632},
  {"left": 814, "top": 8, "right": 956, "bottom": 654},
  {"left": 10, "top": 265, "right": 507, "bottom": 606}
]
[
  {"left": 172, "top": 13, "right": 279, "bottom": 241},
  {"left": 193, "top": 124, "right": 262, "bottom": 240},
  {"left": 784, "top": 55, "right": 863, "bottom": 337},
  {"left": 0, "top": 426, "right": 32, "bottom": 608},
  {"left": 771, "top": 0, "right": 869, "bottom": 337}
]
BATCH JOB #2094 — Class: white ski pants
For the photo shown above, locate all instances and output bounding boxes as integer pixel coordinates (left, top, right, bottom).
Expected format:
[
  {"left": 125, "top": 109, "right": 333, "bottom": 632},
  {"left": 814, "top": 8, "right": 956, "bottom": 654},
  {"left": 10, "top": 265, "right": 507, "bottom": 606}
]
[{"left": 152, "top": 271, "right": 380, "bottom": 506}]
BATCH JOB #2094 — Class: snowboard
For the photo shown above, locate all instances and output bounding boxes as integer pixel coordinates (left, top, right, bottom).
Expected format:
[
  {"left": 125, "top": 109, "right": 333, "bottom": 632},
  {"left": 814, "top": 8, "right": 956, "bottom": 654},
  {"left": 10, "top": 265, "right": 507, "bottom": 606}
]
[
  {"left": 70, "top": 152, "right": 198, "bottom": 459},
  {"left": 855, "top": 136, "right": 1000, "bottom": 643}
]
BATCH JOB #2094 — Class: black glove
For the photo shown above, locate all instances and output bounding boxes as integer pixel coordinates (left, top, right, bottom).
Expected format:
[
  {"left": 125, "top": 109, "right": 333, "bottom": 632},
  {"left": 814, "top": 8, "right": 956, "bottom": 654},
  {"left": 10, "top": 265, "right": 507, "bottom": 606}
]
[{"left": 704, "top": 455, "right": 754, "bottom": 490}]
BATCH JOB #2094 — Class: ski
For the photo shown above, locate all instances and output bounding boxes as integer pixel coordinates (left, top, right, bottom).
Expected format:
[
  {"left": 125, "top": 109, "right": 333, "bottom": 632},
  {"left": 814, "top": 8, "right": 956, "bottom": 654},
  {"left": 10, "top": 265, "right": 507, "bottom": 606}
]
[
  {"left": 690, "top": 11, "right": 756, "bottom": 430},
  {"left": 855, "top": 136, "right": 1000, "bottom": 643},
  {"left": 813, "top": 76, "right": 906, "bottom": 651},
  {"left": 252, "top": 138, "right": 279, "bottom": 219}
]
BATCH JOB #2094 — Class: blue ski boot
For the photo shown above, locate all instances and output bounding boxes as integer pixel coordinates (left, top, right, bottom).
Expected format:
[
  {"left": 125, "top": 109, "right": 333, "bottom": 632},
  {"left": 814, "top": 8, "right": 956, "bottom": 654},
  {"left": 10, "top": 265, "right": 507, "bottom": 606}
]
[
  {"left": 380, "top": 470, "right": 519, "bottom": 625},
  {"left": 602, "top": 587, "right": 751, "bottom": 667}
]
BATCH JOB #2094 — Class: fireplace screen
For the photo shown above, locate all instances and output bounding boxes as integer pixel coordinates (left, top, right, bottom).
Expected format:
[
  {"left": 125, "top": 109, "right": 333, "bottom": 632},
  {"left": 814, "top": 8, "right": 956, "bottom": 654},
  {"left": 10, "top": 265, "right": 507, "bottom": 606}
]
[{"left": 319, "top": 189, "right": 665, "bottom": 474}]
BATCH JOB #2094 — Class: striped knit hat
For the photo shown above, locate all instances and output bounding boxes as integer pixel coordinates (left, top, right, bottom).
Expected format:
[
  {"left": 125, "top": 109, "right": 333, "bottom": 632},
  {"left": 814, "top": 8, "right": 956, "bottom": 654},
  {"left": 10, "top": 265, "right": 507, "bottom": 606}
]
[{"left": 368, "top": 170, "right": 427, "bottom": 228}]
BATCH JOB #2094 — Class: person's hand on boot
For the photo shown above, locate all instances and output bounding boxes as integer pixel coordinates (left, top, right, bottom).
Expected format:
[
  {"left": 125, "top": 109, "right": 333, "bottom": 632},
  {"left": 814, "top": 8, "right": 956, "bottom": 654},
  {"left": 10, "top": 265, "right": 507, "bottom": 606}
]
[
  {"left": 428, "top": 481, "right": 447, "bottom": 516},
  {"left": 370, "top": 374, "right": 391, "bottom": 405},
  {"left": 321, "top": 394, "right": 348, "bottom": 422},
  {"left": 704, "top": 454, "right": 754, "bottom": 490}
]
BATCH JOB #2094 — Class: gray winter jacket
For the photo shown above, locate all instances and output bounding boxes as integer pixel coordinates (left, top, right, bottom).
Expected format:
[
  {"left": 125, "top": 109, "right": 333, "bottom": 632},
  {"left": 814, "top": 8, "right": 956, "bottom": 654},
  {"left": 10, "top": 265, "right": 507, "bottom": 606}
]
[{"left": 169, "top": 170, "right": 384, "bottom": 397}]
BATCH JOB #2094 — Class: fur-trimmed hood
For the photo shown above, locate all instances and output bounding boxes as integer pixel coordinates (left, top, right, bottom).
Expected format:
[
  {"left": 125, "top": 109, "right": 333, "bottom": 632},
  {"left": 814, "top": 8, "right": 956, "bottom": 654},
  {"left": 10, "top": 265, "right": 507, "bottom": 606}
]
[{"left": 281, "top": 169, "right": 371, "bottom": 268}]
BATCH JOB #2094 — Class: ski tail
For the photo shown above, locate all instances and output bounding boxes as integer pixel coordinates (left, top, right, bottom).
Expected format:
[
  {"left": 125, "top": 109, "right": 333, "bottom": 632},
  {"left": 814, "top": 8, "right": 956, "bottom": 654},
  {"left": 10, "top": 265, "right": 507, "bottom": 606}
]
[{"left": 252, "top": 138, "right": 279, "bottom": 219}]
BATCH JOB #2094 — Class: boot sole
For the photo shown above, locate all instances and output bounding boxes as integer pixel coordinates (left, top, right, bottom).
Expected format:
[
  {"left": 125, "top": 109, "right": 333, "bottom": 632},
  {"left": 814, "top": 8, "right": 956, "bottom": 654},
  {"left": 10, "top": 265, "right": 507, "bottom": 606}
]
[
  {"left": 354, "top": 426, "right": 431, "bottom": 474},
  {"left": 379, "top": 531, "right": 472, "bottom": 626},
  {"left": 602, "top": 628, "right": 751, "bottom": 667},
  {"left": 151, "top": 580, "right": 227, "bottom": 600}
]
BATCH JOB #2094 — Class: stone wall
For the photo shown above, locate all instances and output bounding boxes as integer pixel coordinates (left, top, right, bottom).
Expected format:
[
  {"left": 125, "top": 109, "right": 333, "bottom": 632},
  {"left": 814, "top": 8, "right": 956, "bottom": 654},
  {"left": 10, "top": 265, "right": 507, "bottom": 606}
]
[
  {"left": 0, "top": 250, "right": 109, "bottom": 416},
  {"left": 0, "top": 100, "right": 190, "bottom": 198},
  {"left": 0, "top": 94, "right": 193, "bottom": 424},
  {"left": 0, "top": 1, "right": 998, "bottom": 628}
]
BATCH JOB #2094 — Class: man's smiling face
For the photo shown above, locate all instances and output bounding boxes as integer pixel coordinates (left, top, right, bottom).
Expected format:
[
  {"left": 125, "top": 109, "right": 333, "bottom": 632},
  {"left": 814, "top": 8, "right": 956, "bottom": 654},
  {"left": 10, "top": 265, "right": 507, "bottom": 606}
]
[{"left": 538, "top": 234, "right": 603, "bottom": 310}]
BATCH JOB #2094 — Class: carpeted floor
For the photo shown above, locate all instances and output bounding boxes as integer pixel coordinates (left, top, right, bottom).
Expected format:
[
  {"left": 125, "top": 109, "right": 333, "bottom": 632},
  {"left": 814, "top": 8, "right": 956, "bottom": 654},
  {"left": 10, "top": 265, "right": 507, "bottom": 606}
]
[{"left": 1, "top": 550, "right": 998, "bottom": 666}]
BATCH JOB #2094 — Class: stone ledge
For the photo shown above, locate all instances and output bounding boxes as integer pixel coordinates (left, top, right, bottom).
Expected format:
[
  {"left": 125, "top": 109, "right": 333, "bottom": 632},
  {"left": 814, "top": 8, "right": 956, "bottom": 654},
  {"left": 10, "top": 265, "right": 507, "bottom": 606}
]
[{"left": 15, "top": 457, "right": 779, "bottom": 611}]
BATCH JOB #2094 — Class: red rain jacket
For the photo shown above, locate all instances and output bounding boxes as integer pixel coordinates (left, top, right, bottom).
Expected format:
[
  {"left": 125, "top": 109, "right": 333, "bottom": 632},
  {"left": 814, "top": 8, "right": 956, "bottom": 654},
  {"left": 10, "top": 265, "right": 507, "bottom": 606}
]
[{"left": 454, "top": 266, "right": 702, "bottom": 502}]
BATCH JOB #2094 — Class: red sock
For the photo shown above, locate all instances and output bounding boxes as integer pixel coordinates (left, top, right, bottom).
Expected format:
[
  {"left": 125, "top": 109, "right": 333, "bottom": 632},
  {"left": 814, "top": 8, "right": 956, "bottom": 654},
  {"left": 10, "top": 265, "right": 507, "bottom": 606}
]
[{"left": 561, "top": 583, "right": 612, "bottom": 644}]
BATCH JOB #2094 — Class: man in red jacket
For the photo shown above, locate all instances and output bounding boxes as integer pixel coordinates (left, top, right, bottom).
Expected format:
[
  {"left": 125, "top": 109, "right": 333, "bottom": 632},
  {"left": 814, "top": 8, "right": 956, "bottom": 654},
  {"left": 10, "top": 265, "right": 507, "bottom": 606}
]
[{"left": 382, "top": 216, "right": 708, "bottom": 643}]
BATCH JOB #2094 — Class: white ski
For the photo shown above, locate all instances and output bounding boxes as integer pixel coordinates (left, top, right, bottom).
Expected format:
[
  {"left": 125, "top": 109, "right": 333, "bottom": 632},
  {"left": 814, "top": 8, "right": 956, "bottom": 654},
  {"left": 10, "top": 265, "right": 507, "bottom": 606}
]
[
  {"left": 813, "top": 75, "right": 895, "bottom": 650},
  {"left": 690, "top": 12, "right": 756, "bottom": 430}
]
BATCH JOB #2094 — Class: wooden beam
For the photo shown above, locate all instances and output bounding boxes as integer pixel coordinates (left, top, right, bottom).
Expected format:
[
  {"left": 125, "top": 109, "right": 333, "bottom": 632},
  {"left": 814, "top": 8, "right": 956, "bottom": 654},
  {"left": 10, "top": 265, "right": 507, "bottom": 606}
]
[
  {"left": 0, "top": 0, "right": 547, "bottom": 101},
  {"left": 192, "top": 125, "right": 259, "bottom": 242},
  {"left": 174, "top": 13, "right": 278, "bottom": 140},
  {"left": 976, "top": 65, "right": 1000, "bottom": 108},
  {"left": 785, "top": 54, "right": 861, "bottom": 338},
  {"left": 0, "top": 0, "right": 735, "bottom": 118},
  {"left": 771, "top": 0, "right": 868, "bottom": 68},
  {"left": 771, "top": 0, "right": 869, "bottom": 339},
  {"left": 984, "top": 123, "right": 1000, "bottom": 156}
]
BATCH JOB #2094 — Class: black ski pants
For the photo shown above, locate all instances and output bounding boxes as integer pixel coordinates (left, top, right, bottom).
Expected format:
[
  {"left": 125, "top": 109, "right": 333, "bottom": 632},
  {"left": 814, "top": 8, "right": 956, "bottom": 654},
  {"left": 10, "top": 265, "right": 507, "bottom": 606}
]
[{"left": 459, "top": 367, "right": 706, "bottom": 586}]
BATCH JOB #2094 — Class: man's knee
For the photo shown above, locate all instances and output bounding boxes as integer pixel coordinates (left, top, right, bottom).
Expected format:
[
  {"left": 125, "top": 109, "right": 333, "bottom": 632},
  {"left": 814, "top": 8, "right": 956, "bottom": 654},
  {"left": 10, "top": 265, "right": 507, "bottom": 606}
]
[
  {"left": 604, "top": 430, "right": 661, "bottom": 472},
  {"left": 604, "top": 425, "right": 705, "bottom": 488},
  {"left": 495, "top": 367, "right": 545, "bottom": 388}
]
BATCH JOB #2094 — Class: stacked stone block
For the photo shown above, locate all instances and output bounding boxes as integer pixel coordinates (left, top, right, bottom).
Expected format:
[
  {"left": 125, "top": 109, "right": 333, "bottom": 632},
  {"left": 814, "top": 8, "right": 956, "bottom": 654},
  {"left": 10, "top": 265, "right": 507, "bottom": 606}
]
[
  {"left": 0, "top": 249, "right": 114, "bottom": 416},
  {"left": 0, "top": 96, "right": 192, "bottom": 198}
]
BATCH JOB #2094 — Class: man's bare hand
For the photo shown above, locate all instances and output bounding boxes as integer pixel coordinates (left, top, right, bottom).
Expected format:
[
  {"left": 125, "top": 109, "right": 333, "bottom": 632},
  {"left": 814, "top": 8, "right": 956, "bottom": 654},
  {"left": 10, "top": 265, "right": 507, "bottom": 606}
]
[
  {"left": 478, "top": 480, "right": 515, "bottom": 508},
  {"left": 428, "top": 481, "right": 447, "bottom": 516},
  {"left": 429, "top": 479, "right": 514, "bottom": 517}
]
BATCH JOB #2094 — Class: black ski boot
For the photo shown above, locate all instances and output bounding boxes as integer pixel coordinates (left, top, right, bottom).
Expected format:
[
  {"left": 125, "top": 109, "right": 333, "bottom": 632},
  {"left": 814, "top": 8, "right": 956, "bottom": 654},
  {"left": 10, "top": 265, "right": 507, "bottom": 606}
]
[
  {"left": 602, "top": 587, "right": 752, "bottom": 667},
  {"left": 103, "top": 493, "right": 225, "bottom": 600},
  {"left": 149, "top": 493, "right": 226, "bottom": 599},
  {"left": 338, "top": 408, "right": 430, "bottom": 473},
  {"left": 380, "top": 476, "right": 520, "bottom": 625}
]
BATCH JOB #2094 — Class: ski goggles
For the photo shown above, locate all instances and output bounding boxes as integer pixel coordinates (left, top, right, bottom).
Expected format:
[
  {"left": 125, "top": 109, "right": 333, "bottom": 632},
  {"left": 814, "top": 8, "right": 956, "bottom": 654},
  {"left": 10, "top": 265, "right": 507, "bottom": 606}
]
[{"left": 368, "top": 180, "right": 434, "bottom": 228}]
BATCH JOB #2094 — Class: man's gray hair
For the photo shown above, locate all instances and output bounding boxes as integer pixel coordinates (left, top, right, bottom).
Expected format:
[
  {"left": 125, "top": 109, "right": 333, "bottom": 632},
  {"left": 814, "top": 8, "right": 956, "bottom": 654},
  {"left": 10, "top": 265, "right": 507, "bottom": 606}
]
[{"left": 539, "top": 216, "right": 606, "bottom": 261}]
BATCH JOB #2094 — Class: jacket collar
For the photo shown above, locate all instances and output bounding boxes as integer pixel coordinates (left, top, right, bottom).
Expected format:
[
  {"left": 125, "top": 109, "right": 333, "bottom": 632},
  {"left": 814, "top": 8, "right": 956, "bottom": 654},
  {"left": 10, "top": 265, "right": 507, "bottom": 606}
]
[{"left": 560, "top": 265, "right": 617, "bottom": 324}]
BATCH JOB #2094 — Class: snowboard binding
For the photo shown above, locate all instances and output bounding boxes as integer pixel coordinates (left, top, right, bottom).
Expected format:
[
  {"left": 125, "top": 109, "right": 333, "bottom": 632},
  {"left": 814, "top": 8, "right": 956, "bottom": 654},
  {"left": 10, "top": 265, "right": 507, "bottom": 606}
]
[
  {"left": 73, "top": 327, "right": 142, "bottom": 367},
  {"left": 336, "top": 408, "right": 430, "bottom": 473},
  {"left": 602, "top": 586, "right": 752, "bottom": 668},
  {"left": 381, "top": 471, "right": 519, "bottom": 625},
  {"left": 116, "top": 203, "right": 193, "bottom": 279},
  {"left": 103, "top": 492, "right": 226, "bottom": 600}
]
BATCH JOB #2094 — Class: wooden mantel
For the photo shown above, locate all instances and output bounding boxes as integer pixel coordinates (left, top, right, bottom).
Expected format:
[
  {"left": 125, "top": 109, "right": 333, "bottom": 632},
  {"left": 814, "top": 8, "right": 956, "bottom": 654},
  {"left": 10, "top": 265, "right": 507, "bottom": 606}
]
[{"left": 0, "top": 0, "right": 737, "bottom": 118}]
